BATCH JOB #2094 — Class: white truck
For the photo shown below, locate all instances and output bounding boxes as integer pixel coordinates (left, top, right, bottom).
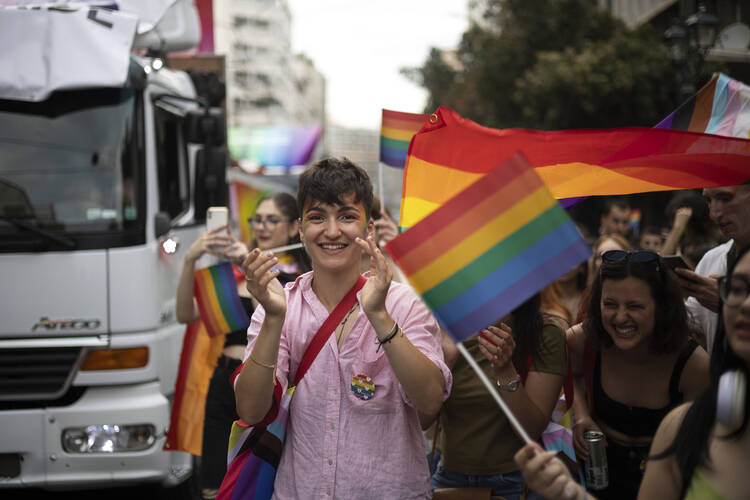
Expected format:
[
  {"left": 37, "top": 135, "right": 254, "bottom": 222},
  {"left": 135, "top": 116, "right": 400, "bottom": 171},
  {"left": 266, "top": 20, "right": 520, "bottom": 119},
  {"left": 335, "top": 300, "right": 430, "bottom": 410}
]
[{"left": 0, "top": 1, "right": 226, "bottom": 496}]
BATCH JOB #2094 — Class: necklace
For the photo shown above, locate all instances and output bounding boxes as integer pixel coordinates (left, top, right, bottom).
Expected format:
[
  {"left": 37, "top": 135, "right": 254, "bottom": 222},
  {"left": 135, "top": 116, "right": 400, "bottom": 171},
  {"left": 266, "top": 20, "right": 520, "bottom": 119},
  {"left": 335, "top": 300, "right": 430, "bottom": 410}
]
[{"left": 336, "top": 304, "right": 358, "bottom": 346}]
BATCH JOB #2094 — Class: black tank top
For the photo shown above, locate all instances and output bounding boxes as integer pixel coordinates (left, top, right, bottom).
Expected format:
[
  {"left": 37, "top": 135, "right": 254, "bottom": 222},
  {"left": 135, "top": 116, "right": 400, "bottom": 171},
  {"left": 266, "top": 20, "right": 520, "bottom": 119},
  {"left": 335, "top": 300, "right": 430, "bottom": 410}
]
[
  {"left": 593, "top": 339, "right": 697, "bottom": 437},
  {"left": 223, "top": 296, "right": 254, "bottom": 347}
]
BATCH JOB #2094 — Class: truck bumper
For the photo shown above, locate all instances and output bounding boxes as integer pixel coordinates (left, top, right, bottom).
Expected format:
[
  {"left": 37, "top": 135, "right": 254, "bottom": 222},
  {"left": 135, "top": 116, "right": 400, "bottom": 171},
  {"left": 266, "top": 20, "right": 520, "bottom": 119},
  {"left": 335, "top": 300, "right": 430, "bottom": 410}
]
[{"left": 0, "top": 381, "right": 192, "bottom": 490}]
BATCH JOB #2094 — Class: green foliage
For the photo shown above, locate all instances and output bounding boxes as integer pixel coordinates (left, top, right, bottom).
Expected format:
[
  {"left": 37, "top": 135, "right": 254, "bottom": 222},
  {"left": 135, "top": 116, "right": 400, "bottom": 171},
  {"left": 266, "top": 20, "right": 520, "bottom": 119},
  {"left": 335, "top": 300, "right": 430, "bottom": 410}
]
[{"left": 404, "top": 0, "right": 683, "bottom": 130}]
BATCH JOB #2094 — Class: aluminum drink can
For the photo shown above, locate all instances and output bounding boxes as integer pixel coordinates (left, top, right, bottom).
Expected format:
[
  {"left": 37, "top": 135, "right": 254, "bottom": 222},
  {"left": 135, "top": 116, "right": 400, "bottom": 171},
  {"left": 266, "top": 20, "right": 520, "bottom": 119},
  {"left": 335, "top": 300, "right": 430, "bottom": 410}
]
[{"left": 584, "top": 430, "right": 609, "bottom": 490}]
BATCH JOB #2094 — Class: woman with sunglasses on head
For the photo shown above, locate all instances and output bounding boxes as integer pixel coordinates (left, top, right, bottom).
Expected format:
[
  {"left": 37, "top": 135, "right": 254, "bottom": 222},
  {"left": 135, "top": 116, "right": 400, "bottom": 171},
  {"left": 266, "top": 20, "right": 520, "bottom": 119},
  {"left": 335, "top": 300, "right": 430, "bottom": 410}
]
[
  {"left": 175, "top": 192, "right": 309, "bottom": 500},
  {"left": 513, "top": 247, "right": 750, "bottom": 500},
  {"left": 566, "top": 250, "right": 709, "bottom": 499}
]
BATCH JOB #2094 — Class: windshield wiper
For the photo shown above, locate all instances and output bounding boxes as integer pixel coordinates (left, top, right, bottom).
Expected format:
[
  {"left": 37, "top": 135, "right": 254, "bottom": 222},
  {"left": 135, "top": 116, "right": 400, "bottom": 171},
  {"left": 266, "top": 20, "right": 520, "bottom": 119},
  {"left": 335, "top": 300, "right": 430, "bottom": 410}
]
[{"left": 0, "top": 215, "right": 76, "bottom": 249}]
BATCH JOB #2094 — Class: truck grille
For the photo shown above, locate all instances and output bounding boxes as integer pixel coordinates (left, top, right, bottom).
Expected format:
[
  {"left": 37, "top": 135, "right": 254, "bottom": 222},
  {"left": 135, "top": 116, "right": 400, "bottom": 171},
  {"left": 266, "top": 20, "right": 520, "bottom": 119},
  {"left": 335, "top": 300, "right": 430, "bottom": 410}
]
[{"left": 0, "top": 347, "right": 83, "bottom": 401}]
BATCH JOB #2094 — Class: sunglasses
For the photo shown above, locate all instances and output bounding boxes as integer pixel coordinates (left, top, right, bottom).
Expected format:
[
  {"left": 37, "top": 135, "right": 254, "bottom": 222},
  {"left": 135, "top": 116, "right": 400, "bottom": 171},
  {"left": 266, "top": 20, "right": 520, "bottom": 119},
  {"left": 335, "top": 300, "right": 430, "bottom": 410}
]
[{"left": 601, "top": 250, "right": 660, "bottom": 272}]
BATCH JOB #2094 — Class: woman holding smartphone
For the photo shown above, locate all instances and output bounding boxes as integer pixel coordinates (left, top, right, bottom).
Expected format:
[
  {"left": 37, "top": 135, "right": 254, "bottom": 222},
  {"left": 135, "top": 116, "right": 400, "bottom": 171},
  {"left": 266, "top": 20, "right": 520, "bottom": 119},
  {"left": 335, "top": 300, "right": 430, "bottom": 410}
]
[{"left": 175, "top": 192, "right": 309, "bottom": 500}]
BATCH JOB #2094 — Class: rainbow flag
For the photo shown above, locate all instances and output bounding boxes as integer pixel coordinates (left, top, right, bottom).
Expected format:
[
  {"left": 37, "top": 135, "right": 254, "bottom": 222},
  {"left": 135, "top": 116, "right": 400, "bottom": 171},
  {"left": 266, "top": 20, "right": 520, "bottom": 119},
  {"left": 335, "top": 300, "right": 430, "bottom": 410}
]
[
  {"left": 229, "top": 181, "right": 268, "bottom": 243},
  {"left": 380, "top": 109, "right": 429, "bottom": 168},
  {"left": 385, "top": 152, "right": 590, "bottom": 341},
  {"left": 656, "top": 73, "right": 750, "bottom": 139},
  {"left": 629, "top": 208, "right": 641, "bottom": 233},
  {"left": 164, "top": 320, "right": 225, "bottom": 455},
  {"left": 194, "top": 262, "right": 251, "bottom": 338},
  {"left": 228, "top": 125, "right": 322, "bottom": 167},
  {"left": 400, "top": 107, "right": 750, "bottom": 229}
]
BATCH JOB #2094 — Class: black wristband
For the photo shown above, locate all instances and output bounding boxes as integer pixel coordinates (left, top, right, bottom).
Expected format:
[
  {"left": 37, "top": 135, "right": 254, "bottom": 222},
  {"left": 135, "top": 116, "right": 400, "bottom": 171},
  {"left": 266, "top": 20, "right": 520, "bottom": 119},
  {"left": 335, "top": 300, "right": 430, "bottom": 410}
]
[{"left": 375, "top": 322, "right": 399, "bottom": 352}]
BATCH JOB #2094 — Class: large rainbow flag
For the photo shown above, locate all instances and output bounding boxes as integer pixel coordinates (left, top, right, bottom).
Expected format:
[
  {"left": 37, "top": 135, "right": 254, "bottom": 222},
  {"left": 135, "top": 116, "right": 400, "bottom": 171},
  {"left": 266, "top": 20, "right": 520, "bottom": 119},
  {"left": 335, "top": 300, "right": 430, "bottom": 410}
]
[
  {"left": 380, "top": 109, "right": 428, "bottom": 168},
  {"left": 194, "top": 262, "right": 251, "bottom": 338},
  {"left": 656, "top": 73, "right": 750, "bottom": 139},
  {"left": 164, "top": 320, "right": 225, "bottom": 455},
  {"left": 400, "top": 107, "right": 750, "bottom": 229},
  {"left": 385, "top": 153, "right": 590, "bottom": 341}
]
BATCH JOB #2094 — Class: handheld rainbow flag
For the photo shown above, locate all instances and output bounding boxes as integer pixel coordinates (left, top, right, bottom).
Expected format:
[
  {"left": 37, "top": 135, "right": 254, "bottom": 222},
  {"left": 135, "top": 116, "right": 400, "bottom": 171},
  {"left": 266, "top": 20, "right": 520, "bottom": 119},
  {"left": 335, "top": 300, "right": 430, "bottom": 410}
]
[
  {"left": 194, "top": 262, "right": 251, "bottom": 338},
  {"left": 655, "top": 73, "right": 750, "bottom": 139},
  {"left": 399, "top": 107, "right": 750, "bottom": 229},
  {"left": 385, "top": 152, "right": 591, "bottom": 342},
  {"left": 380, "top": 109, "right": 428, "bottom": 168}
]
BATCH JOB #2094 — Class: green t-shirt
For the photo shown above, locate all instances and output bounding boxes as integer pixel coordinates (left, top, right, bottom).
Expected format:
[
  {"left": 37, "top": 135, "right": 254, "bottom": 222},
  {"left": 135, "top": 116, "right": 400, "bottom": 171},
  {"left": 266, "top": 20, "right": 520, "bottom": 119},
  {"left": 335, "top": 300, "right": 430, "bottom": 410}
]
[{"left": 438, "top": 317, "right": 567, "bottom": 475}]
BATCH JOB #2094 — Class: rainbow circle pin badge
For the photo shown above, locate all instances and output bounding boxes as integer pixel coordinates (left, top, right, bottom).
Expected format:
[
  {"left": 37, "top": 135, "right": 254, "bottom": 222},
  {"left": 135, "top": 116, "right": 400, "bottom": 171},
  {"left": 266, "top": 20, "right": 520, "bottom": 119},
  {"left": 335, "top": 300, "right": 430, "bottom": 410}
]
[{"left": 351, "top": 373, "right": 375, "bottom": 400}]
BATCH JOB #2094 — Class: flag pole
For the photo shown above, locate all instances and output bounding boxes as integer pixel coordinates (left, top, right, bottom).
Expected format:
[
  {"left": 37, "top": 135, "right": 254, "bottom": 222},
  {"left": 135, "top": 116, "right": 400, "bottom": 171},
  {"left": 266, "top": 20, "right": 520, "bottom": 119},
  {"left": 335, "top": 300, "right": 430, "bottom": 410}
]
[
  {"left": 456, "top": 342, "right": 533, "bottom": 445},
  {"left": 378, "top": 162, "right": 385, "bottom": 209}
]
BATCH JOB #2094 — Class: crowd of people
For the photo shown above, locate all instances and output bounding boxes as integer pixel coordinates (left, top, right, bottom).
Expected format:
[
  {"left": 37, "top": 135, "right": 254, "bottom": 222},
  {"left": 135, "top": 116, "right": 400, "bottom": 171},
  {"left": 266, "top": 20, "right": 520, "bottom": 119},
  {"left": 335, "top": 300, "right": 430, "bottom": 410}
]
[{"left": 177, "top": 156, "right": 750, "bottom": 499}]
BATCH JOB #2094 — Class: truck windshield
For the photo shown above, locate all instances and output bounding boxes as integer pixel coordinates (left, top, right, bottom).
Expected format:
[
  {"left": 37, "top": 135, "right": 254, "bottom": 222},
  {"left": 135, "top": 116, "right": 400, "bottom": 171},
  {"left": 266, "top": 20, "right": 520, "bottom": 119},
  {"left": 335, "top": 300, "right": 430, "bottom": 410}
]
[{"left": 0, "top": 88, "right": 144, "bottom": 250}]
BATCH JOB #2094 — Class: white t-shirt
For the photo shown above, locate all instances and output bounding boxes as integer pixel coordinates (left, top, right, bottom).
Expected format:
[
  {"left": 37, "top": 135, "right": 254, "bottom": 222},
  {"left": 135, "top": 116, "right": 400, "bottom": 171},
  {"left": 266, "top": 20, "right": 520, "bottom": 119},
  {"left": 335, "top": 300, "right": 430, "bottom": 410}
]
[{"left": 685, "top": 239, "right": 733, "bottom": 357}]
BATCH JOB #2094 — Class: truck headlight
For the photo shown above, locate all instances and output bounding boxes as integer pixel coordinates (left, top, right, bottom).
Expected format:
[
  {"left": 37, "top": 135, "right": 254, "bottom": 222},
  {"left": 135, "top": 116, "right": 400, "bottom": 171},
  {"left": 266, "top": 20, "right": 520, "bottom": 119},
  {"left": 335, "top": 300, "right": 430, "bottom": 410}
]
[{"left": 62, "top": 424, "right": 156, "bottom": 453}]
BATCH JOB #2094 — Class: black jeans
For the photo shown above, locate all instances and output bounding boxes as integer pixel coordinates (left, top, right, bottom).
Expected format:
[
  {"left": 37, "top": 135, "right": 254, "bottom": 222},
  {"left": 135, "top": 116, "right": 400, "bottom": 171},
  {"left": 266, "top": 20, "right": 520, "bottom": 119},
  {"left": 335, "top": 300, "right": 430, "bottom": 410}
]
[{"left": 200, "top": 355, "right": 242, "bottom": 492}]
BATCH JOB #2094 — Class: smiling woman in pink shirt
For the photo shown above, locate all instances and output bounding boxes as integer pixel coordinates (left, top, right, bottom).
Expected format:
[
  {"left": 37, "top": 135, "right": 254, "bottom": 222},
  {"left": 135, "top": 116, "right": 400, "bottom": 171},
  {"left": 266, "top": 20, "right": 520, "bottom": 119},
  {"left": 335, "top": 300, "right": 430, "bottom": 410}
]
[{"left": 235, "top": 158, "right": 452, "bottom": 499}]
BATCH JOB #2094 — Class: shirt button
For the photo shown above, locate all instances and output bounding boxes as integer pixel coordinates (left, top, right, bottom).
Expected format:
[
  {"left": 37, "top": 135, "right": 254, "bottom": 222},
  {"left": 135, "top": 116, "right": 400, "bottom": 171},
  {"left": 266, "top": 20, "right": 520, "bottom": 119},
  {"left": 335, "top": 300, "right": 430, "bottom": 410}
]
[
  {"left": 328, "top": 459, "right": 333, "bottom": 465},
  {"left": 330, "top": 423, "right": 335, "bottom": 429}
]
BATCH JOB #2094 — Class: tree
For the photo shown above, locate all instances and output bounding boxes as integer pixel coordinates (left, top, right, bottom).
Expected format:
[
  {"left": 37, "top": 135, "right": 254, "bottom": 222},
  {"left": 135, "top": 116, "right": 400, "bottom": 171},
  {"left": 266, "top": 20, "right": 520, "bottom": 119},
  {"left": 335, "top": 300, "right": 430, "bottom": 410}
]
[{"left": 404, "top": 0, "right": 683, "bottom": 130}]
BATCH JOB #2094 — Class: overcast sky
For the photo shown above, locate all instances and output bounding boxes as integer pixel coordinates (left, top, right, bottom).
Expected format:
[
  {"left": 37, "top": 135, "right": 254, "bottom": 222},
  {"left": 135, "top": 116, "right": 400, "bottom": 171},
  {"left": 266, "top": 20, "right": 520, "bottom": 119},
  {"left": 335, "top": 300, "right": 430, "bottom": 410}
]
[{"left": 287, "top": 0, "right": 468, "bottom": 130}]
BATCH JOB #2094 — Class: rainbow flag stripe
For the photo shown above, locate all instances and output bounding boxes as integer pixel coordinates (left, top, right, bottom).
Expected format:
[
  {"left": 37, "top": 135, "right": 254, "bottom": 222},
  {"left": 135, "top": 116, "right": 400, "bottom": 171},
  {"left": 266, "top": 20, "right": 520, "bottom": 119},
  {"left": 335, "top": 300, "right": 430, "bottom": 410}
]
[
  {"left": 194, "top": 262, "right": 251, "bottom": 338},
  {"left": 380, "top": 109, "right": 428, "bottom": 168},
  {"left": 656, "top": 73, "right": 750, "bottom": 139},
  {"left": 399, "top": 107, "right": 750, "bottom": 229},
  {"left": 385, "top": 152, "right": 590, "bottom": 341},
  {"left": 229, "top": 181, "right": 268, "bottom": 244}
]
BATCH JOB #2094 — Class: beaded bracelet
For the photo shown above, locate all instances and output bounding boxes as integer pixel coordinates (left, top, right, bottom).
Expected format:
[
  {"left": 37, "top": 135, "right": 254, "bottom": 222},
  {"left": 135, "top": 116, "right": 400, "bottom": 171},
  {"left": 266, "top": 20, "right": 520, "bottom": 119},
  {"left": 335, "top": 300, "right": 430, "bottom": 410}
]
[{"left": 375, "top": 321, "right": 399, "bottom": 352}]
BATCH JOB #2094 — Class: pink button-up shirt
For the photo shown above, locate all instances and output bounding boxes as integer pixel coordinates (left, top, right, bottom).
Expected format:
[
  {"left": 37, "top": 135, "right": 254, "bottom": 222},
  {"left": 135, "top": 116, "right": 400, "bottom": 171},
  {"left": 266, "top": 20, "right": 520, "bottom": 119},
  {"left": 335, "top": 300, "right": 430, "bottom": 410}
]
[{"left": 242, "top": 272, "right": 452, "bottom": 499}]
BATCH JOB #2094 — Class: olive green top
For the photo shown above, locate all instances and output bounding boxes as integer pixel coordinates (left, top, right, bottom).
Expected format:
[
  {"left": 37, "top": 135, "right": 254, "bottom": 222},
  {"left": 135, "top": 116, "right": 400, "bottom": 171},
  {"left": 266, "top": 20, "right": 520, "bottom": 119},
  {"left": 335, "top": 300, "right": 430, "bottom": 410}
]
[{"left": 438, "top": 317, "right": 567, "bottom": 475}]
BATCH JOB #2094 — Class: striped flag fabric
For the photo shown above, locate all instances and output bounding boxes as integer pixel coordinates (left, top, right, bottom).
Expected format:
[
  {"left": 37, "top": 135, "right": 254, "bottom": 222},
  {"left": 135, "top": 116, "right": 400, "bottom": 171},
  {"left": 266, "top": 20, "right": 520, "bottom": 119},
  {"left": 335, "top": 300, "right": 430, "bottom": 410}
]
[
  {"left": 385, "top": 152, "right": 591, "bottom": 342},
  {"left": 229, "top": 181, "right": 268, "bottom": 244},
  {"left": 399, "top": 107, "right": 750, "bottom": 230},
  {"left": 655, "top": 72, "right": 750, "bottom": 139},
  {"left": 164, "top": 320, "right": 225, "bottom": 454},
  {"left": 380, "top": 109, "right": 428, "bottom": 168},
  {"left": 194, "top": 262, "right": 251, "bottom": 338}
]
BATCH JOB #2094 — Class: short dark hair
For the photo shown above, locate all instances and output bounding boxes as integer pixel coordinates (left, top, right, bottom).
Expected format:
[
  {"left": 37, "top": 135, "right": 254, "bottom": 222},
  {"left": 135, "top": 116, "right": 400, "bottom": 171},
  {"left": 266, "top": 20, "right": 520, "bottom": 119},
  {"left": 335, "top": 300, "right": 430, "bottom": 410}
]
[
  {"left": 297, "top": 157, "right": 373, "bottom": 219},
  {"left": 602, "top": 197, "right": 631, "bottom": 216},
  {"left": 583, "top": 254, "right": 688, "bottom": 354}
]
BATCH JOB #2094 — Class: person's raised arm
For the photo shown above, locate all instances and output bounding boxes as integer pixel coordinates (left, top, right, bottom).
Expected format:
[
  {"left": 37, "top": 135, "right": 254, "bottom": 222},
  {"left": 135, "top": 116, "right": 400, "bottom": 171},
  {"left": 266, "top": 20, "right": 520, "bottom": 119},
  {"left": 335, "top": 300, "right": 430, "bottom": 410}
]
[
  {"left": 235, "top": 248, "right": 288, "bottom": 425},
  {"left": 355, "top": 234, "right": 445, "bottom": 418},
  {"left": 661, "top": 207, "right": 691, "bottom": 256},
  {"left": 478, "top": 323, "right": 564, "bottom": 440},
  {"left": 566, "top": 324, "right": 603, "bottom": 460},
  {"left": 175, "top": 227, "right": 232, "bottom": 324}
]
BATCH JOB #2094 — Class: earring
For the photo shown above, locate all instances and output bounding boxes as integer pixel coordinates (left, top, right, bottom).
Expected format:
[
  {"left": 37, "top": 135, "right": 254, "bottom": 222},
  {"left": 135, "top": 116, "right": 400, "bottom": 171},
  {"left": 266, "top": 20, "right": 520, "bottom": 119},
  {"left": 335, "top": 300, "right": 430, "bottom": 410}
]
[{"left": 717, "top": 370, "right": 746, "bottom": 430}]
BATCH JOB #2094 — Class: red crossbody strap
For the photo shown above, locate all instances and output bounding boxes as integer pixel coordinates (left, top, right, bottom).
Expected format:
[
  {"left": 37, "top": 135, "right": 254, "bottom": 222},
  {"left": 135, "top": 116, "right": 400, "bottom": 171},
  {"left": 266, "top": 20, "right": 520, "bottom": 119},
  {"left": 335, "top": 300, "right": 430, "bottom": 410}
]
[{"left": 294, "top": 275, "right": 367, "bottom": 386}]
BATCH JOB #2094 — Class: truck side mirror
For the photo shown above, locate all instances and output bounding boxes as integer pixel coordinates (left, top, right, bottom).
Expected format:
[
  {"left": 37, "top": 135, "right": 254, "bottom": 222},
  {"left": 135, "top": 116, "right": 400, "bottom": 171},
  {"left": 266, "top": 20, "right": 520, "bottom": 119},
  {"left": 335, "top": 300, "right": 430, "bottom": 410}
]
[
  {"left": 193, "top": 148, "right": 228, "bottom": 221},
  {"left": 184, "top": 109, "right": 225, "bottom": 145},
  {"left": 154, "top": 211, "right": 171, "bottom": 238}
]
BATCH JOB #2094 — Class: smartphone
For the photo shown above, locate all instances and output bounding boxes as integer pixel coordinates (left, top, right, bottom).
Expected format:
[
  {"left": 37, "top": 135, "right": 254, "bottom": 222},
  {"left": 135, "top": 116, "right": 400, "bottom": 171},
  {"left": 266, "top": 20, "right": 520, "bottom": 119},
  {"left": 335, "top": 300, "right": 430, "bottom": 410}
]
[
  {"left": 662, "top": 254, "right": 691, "bottom": 271},
  {"left": 206, "top": 206, "right": 229, "bottom": 233}
]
